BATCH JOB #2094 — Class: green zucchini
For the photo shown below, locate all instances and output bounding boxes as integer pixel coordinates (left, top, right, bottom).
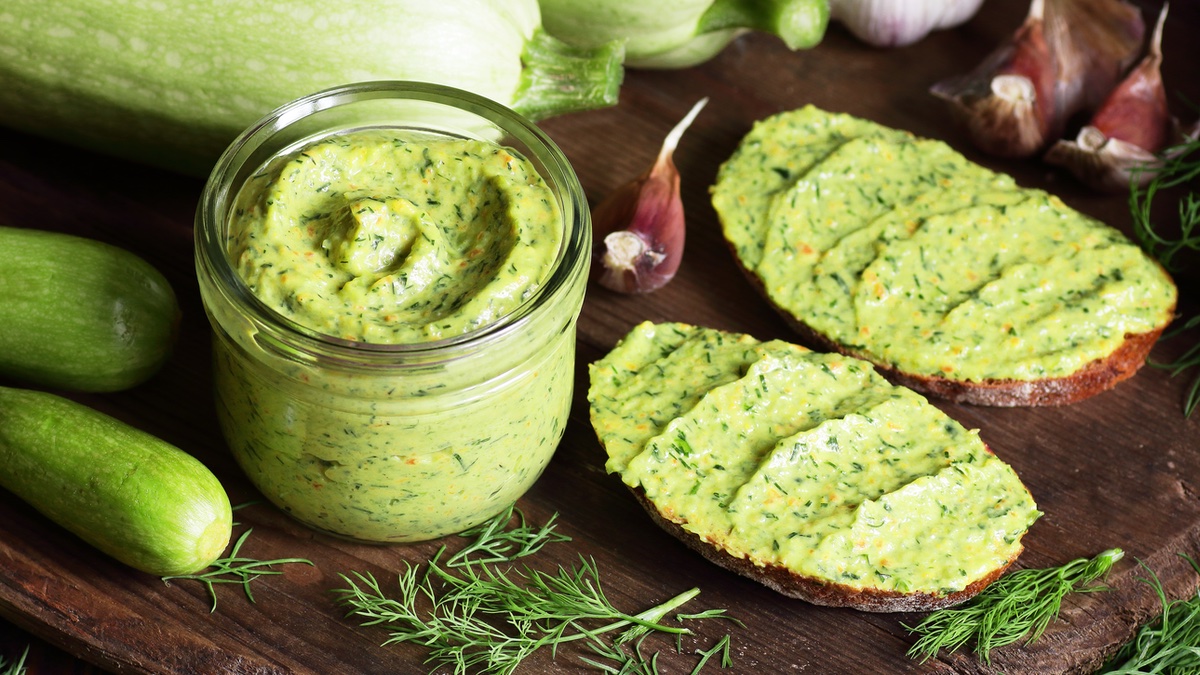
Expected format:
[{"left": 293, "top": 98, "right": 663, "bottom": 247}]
[
  {"left": 0, "top": 226, "right": 180, "bottom": 393},
  {"left": 0, "top": 0, "right": 624, "bottom": 174},
  {"left": 0, "top": 386, "right": 232, "bottom": 576}
]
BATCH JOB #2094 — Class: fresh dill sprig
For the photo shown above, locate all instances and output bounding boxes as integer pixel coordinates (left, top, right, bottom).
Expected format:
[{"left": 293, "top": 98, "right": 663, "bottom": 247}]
[
  {"left": 0, "top": 645, "right": 28, "bottom": 675},
  {"left": 1130, "top": 137, "right": 1200, "bottom": 274},
  {"left": 906, "top": 548, "right": 1124, "bottom": 664},
  {"left": 446, "top": 502, "right": 571, "bottom": 568},
  {"left": 162, "top": 528, "right": 314, "bottom": 612},
  {"left": 581, "top": 632, "right": 734, "bottom": 674},
  {"left": 1148, "top": 314, "right": 1200, "bottom": 417},
  {"left": 1130, "top": 136, "right": 1200, "bottom": 417},
  {"left": 336, "top": 554, "right": 702, "bottom": 674},
  {"left": 691, "top": 634, "right": 735, "bottom": 672},
  {"left": 336, "top": 507, "right": 738, "bottom": 673},
  {"left": 1097, "top": 554, "right": 1200, "bottom": 674}
]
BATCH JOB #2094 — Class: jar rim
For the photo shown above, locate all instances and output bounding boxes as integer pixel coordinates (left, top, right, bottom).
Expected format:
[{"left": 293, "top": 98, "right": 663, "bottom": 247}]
[{"left": 195, "top": 80, "right": 590, "bottom": 362}]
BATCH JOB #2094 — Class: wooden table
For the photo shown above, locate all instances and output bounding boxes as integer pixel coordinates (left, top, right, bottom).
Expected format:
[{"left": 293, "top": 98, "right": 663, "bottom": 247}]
[{"left": 2, "top": 2, "right": 1198, "bottom": 672}]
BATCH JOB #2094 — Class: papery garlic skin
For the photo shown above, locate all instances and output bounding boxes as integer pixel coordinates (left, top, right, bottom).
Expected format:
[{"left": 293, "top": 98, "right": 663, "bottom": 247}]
[
  {"left": 1043, "top": 4, "right": 1180, "bottom": 193},
  {"left": 591, "top": 98, "right": 708, "bottom": 294},
  {"left": 930, "top": 0, "right": 1056, "bottom": 158},
  {"left": 1050, "top": 0, "right": 1146, "bottom": 121},
  {"left": 830, "top": 0, "right": 985, "bottom": 48},
  {"left": 593, "top": 174, "right": 685, "bottom": 294},
  {"left": 1045, "top": 128, "right": 1160, "bottom": 193},
  {"left": 931, "top": 0, "right": 1144, "bottom": 159}
]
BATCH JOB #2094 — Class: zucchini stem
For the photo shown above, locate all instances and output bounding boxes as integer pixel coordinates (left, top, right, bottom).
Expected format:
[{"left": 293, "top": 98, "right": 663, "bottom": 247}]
[
  {"left": 698, "top": 0, "right": 830, "bottom": 50},
  {"left": 513, "top": 29, "right": 625, "bottom": 121}
]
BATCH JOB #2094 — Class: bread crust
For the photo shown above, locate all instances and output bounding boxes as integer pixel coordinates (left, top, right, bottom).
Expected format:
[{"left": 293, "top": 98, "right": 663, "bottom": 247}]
[
  {"left": 784, "top": 313, "right": 1167, "bottom": 408},
  {"left": 731, "top": 250, "right": 1173, "bottom": 407},
  {"left": 631, "top": 488, "right": 1019, "bottom": 613}
]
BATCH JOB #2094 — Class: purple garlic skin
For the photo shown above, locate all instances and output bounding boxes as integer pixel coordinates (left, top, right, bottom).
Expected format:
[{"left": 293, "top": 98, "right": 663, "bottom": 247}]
[
  {"left": 1044, "top": 4, "right": 1187, "bottom": 193},
  {"left": 591, "top": 98, "right": 707, "bottom": 294}
]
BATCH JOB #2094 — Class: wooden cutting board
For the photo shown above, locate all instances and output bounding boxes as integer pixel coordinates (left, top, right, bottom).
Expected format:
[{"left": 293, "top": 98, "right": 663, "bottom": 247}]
[{"left": 2, "top": 1, "right": 1199, "bottom": 672}]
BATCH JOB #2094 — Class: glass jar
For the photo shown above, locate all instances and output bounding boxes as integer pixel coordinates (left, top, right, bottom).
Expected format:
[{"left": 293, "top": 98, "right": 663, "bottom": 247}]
[{"left": 194, "top": 81, "right": 590, "bottom": 543}]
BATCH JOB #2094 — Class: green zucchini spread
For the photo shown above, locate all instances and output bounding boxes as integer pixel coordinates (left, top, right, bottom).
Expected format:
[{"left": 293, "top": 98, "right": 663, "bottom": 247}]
[
  {"left": 711, "top": 106, "right": 1177, "bottom": 382},
  {"left": 214, "top": 129, "right": 575, "bottom": 542},
  {"left": 589, "top": 322, "right": 1040, "bottom": 595},
  {"left": 229, "top": 128, "right": 561, "bottom": 343}
]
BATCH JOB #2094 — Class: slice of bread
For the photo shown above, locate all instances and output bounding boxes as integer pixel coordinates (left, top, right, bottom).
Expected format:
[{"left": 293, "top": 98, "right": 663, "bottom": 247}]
[
  {"left": 711, "top": 106, "right": 1177, "bottom": 407},
  {"left": 588, "top": 321, "right": 1041, "bottom": 612}
]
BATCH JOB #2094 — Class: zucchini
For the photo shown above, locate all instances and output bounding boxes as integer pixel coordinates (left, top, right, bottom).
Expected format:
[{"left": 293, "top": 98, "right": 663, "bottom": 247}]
[
  {"left": 0, "top": 0, "right": 624, "bottom": 174},
  {"left": 0, "top": 386, "right": 232, "bottom": 576},
  {"left": 0, "top": 226, "right": 180, "bottom": 393}
]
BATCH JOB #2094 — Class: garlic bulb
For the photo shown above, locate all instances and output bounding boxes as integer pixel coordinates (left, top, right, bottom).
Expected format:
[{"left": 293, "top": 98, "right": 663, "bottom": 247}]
[{"left": 829, "top": 0, "right": 985, "bottom": 48}]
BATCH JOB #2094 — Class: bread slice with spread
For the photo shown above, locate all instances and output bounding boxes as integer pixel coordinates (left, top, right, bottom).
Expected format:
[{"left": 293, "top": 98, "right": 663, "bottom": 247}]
[
  {"left": 588, "top": 321, "right": 1041, "bottom": 612},
  {"left": 711, "top": 106, "right": 1177, "bottom": 406}
]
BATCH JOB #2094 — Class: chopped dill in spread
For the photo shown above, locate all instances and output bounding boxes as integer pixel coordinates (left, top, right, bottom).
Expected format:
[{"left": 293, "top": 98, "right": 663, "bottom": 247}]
[
  {"left": 212, "top": 129, "right": 578, "bottom": 543},
  {"left": 228, "top": 128, "right": 561, "bottom": 344},
  {"left": 711, "top": 106, "right": 1177, "bottom": 382},
  {"left": 589, "top": 322, "right": 1041, "bottom": 596}
]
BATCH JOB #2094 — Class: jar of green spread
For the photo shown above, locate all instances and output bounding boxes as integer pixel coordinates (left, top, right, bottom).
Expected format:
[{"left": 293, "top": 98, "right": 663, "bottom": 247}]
[{"left": 195, "top": 82, "right": 590, "bottom": 543}]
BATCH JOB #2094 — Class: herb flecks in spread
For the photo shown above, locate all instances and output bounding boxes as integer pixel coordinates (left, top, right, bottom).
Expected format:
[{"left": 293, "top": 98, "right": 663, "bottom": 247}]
[
  {"left": 229, "top": 129, "right": 561, "bottom": 344},
  {"left": 589, "top": 322, "right": 1040, "bottom": 597},
  {"left": 712, "top": 105, "right": 1177, "bottom": 384},
  {"left": 215, "top": 129, "right": 576, "bottom": 543}
]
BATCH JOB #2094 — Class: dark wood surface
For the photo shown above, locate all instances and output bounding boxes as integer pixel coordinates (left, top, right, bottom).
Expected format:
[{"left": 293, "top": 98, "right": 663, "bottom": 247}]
[{"left": 2, "top": 2, "right": 1199, "bottom": 673}]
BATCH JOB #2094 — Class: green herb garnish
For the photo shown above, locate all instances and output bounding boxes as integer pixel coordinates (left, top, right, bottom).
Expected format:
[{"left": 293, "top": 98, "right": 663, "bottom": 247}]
[
  {"left": 1131, "top": 137, "right": 1200, "bottom": 274},
  {"left": 162, "top": 527, "right": 314, "bottom": 612},
  {"left": 1097, "top": 554, "right": 1200, "bottom": 674},
  {"left": 582, "top": 632, "right": 735, "bottom": 674},
  {"left": 906, "top": 548, "right": 1123, "bottom": 663},
  {"left": 336, "top": 555, "right": 709, "bottom": 674},
  {"left": 1131, "top": 136, "right": 1200, "bottom": 417},
  {"left": 1149, "top": 314, "right": 1200, "bottom": 418},
  {"left": 0, "top": 645, "right": 28, "bottom": 675},
  {"left": 336, "top": 508, "right": 737, "bottom": 674},
  {"left": 446, "top": 503, "right": 571, "bottom": 568}
]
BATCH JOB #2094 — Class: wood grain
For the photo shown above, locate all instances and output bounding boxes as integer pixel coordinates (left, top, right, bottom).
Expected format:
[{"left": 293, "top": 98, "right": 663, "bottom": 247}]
[{"left": 2, "top": 1, "right": 1199, "bottom": 673}]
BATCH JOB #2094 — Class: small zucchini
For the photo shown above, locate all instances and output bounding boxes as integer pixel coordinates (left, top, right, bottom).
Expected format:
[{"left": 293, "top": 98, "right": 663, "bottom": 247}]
[
  {"left": 0, "top": 386, "right": 233, "bottom": 576},
  {"left": 0, "top": 226, "right": 180, "bottom": 392}
]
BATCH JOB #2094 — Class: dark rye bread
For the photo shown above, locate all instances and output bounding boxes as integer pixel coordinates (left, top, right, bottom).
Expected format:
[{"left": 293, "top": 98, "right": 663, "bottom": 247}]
[
  {"left": 733, "top": 255, "right": 1173, "bottom": 407},
  {"left": 589, "top": 322, "right": 1041, "bottom": 614},
  {"left": 629, "top": 486, "right": 1019, "bottom": 613}
]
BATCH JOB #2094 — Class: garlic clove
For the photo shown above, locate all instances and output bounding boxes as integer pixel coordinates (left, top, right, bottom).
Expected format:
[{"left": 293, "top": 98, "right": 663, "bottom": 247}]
[
  {"left": 1048, "top": 0, "right": 1145, "bottom": 121},
  {"left": 1044, "top": 128, "right": 1160, "bottom": 193},
  {"left": 931, "top": 0, "right": 1145, "bottom": 159},
  {"left": 591, "top": 97, "right": 708, "bottom": 294},
  {"left": 930, "top": 0, "right": 1057, "bottom": 158},
  {"left": 1043, "top": 4, "right": 1182, "bottom": 193}
]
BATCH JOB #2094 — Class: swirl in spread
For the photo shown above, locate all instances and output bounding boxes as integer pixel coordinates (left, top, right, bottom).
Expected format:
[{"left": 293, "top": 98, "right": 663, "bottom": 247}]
[{"left": 229, "top": 129, "right": 561, "bottom": 344}]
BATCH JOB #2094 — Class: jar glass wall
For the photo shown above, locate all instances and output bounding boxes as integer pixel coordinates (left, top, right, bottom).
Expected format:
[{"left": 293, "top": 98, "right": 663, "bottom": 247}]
[{"left": 195, "top": 81, "right": 590, "bottom": 543}]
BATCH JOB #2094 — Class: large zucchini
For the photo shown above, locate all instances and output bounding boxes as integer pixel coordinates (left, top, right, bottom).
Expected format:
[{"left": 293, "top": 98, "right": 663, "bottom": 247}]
[{"left": 0, "top": 0, "right": 623, "bottom": 174}]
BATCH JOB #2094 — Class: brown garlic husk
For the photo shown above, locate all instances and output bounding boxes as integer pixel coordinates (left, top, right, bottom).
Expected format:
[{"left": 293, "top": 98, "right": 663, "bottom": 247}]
[
  {"left": 591, "top": 98, "right": 708, "bottom": 294},
  {"left": 930, "top": 0, "right": 1057, "bottom": 158},
  {"left": 931, "top": 0, "right": 1144, "bottom": 159},
  {"left": 1044, "top": 4, "right": 1183, "bottom": 193}
]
